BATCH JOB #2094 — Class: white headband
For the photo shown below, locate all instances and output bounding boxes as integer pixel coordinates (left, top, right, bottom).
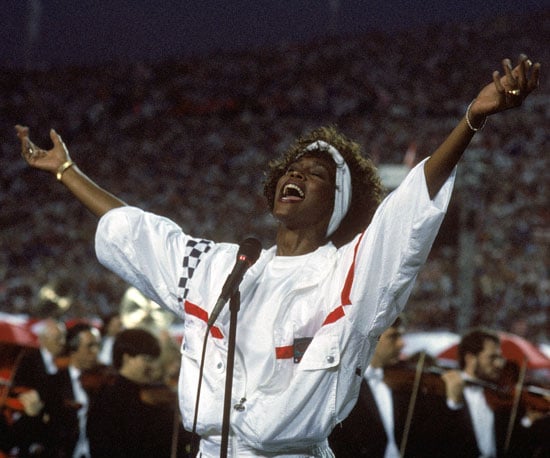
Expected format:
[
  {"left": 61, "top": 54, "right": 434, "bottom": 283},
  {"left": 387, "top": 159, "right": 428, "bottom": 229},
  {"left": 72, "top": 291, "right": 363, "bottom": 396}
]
[{"left": 305, "top": 140, "right": 352, "bottom": 237}]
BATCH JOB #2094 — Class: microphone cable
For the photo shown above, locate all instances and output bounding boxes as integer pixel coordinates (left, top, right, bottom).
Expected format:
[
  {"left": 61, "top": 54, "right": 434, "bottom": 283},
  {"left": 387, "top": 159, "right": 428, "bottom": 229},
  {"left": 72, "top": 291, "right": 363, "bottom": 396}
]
[{"left": 190, "top": 324, "right": 211, "bottom": 455}]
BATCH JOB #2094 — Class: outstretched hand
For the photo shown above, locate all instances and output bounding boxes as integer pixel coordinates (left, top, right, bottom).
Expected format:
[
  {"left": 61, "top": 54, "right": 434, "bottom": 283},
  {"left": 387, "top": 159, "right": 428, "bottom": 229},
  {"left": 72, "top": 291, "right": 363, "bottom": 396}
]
[
  {"left": 469, "top": 54, "right": 541, "bottom": 123},
  {"left": 15, "top": 124, "right": 126, "bottom": 216},
  {"left": 15, "top": 125, "right": 71, "bottom": 175}
]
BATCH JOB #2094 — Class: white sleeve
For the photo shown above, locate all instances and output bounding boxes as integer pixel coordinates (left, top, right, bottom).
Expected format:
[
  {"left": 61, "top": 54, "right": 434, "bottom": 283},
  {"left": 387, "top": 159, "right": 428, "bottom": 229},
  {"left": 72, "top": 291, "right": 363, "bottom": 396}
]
[
  {"left": 94, "top": 206, "right": 188, "bottom": 317},
  {"left": 349, "top": 158, "right": 456, "bottom": 335}
]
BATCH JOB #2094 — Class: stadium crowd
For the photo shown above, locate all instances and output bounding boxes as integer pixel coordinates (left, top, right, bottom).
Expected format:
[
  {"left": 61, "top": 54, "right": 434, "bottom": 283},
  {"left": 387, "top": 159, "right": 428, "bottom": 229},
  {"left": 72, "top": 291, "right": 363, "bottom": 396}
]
[{"left": 1, "top": 11, "right": 548, "bottom": 345}]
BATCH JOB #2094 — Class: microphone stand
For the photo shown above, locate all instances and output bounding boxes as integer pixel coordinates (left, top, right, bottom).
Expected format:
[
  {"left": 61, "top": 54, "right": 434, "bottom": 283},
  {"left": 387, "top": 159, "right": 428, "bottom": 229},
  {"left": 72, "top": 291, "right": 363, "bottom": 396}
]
[{"left": 220, "top": 290, "right": 240, "bottom": 458}]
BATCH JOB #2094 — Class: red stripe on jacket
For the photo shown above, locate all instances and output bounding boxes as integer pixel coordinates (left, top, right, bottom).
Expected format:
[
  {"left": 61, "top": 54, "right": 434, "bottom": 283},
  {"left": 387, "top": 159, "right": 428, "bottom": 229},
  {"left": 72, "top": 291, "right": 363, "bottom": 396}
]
[{"left": 184, "top": 301, "right": 224, "bottom": 339}]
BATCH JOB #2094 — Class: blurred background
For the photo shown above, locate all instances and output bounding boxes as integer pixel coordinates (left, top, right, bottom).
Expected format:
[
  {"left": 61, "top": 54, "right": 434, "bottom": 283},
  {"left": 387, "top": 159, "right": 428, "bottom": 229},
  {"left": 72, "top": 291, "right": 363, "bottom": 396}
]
[
  {"left": 1, "top": 2, "right": 549, "bottom": 363},
  {"left": 1, "top": 0, "right": 546, "bottom": 67}
]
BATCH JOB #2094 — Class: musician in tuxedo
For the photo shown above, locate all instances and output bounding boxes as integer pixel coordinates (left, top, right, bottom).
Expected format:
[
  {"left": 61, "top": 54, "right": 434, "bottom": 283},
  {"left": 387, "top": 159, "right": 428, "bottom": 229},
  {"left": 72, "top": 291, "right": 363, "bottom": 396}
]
[
  {"left": 437, "top": 328, "right": 535, "bottom": 457},
  {"left": 87, "top": 328, "right": 197, "bottom": 457},
  {"left": 47, "top": 322, "right": 100, "bottom": 458},
  {"left": 8, "top": 319, "right": 66, "bottom": 456},
  {"left": 329, "top": 316, "right": 422, "bottom": 457},
  {"left": 97, "top": 312, "right": 124, "bottom": 366},
  {"left": 13, "top": 318, "right": 66, "bottom": 395}
]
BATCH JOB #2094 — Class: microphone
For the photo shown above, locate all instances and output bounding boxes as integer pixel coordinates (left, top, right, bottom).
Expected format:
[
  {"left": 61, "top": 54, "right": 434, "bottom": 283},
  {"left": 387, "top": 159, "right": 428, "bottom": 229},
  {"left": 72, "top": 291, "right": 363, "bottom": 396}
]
[{"left": 207, "top": 237, "right": 262, "bottom": 328}]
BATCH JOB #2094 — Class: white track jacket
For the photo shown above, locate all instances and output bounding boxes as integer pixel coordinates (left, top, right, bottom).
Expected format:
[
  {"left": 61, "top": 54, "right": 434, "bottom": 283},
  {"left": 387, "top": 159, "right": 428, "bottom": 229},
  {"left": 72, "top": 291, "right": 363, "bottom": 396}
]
[{"left": 95, "top": 159, "right": 455, "bottom": 456}]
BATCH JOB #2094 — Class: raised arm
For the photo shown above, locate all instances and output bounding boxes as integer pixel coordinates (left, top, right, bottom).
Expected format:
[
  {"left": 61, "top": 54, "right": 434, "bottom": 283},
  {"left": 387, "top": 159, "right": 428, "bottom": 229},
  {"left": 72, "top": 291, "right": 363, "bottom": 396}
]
[
  {"left": 16, "top": 125, "right": 126, "bottom": 218},
  {"left": 424, "top": 54, "right": 541, "bottom": 198}
]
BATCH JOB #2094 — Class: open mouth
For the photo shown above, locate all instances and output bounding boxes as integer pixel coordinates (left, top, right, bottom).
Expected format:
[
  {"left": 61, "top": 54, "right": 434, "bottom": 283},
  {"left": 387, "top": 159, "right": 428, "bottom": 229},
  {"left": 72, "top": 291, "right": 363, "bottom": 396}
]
[{"left": 281, "top": 183, "right": 305, "bottom": 202}]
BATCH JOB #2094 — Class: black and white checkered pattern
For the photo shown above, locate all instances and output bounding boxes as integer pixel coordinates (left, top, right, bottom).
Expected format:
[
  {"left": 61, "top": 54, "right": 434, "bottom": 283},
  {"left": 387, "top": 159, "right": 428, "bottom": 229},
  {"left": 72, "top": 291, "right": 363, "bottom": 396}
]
[{"left": 178, "top": 238, "right": 212, "bottom": 300}]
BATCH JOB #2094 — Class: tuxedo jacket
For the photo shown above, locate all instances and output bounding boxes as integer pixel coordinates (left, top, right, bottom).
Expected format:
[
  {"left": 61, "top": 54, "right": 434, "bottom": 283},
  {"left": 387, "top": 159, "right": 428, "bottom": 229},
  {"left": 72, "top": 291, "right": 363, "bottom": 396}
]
[
  {"left": 329, "top": 378, "right": 411, "bottom": 457},
  {"left": 46, "top": 368, "right": 82, "bottom": 458},
  {"left": 13, "top": 348, "right": 53, "bottom": 399},
  {"left": 87, "top": 374, "right": 196, "bottom": 457},
  {"left": 11, "top": 348, "right": 59, "bottom": 456},
  {"left": 432, "top": 399, "right": 535, "bottom": 458}
]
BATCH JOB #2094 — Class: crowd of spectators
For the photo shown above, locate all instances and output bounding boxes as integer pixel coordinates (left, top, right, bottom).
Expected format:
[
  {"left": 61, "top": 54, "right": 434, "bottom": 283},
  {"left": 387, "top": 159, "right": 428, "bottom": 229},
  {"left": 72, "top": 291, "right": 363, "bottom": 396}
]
[{"left": 1, "top": 11, "right": 548, "bottom": 345}]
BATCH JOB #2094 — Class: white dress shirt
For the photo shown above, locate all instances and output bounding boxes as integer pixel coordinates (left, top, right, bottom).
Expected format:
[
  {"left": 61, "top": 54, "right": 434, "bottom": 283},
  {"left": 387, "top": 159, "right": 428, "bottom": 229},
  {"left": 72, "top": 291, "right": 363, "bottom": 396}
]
[
  {"left": 40, "top": 347, "right": 58, "bottom": 374},
  {"left": 98, "top": 336, "right": 114, "bottom": 365},
  {"left": 365, "top": 366, "right": 400, "bottom": 458},
  {"left": 68, "top": 366, "right": 91, "bottom": 458},
  {"left": 464, "top": 383, "right": 496, "bottom": 458}
]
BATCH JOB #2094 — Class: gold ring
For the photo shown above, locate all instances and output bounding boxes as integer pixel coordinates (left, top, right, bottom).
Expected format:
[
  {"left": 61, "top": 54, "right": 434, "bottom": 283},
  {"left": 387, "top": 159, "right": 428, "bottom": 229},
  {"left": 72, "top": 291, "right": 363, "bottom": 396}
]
[
  {"left": 526, "top": 59, "right": 533, "bottom": 67},
  {"left": 507, "top": 89, "right": 520, "bottom": 96}
]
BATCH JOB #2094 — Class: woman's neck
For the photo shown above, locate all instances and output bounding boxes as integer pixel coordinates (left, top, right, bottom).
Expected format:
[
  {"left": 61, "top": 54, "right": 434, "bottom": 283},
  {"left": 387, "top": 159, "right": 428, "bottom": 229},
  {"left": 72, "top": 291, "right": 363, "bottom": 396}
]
[{"left": 275, "top": 227, "right": 326, "bottom": 256}]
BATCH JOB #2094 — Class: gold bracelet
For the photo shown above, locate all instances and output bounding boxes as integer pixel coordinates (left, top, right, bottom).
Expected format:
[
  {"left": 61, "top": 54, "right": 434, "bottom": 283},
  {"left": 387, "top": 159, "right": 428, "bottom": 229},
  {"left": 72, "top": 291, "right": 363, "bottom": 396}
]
[
  {"left": 465, "top": 100, "right": 487, "bottom": 132},
  {"left": 56, "top": 160, "right": 75, "bottom": 181}
]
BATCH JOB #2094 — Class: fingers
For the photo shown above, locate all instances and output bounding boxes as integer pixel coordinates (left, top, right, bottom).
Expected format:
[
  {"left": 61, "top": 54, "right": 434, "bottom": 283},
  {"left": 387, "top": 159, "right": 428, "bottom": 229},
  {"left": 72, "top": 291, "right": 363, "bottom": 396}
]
[
  {"left": 516, "top": 54, "right": 528, "bottom": 88},
  {"left": 518, "top": 55, "right": 541, "bottom": 96},
  {"left": 502, "top": 57, "right": 516, "bottom": 84},
  {"left": 49, "top": 129, "right": 71, "bottom": 161},
  {"left": 15, "top": 125, "right": 34, "bottom": 159},
  {"left": 494, "top": 54, "right": 541, "bottom": 105},
  {"left": 527, "top": 61, "right": 541, "bottom": 92},
  {"left": 501, "top": 58, "right": 521, "bottom": 99},
  {"left": 50, "top": 128, "right": 61, "bottom": 146},
  {"left": 16, "top": 125, "right": 46, "bottom": 162},
  {"left": 492, "top": 70, "right": 503, "bottom": 93},
  {"left": 506, "top": 54, "right": 540, "bottom": 94},
  {"left": 515, "top": 54, "right": 539, "bottom": 91},
  {"left": 15, "top": 124, "right": 29, "bottom": 141},
  {"left": 16, "top": 125, "right": 35, "bottom": 160},
  {"left": 21, "top": 139, "right": 37, "bottom": 161}
]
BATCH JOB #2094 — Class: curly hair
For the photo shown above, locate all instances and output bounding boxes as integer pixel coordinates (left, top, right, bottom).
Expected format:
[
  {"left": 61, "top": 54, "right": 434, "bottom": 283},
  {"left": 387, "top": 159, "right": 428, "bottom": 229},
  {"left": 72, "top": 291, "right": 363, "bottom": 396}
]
[{"left": 263, "top": 125, "right": 385, "bottom": 247}]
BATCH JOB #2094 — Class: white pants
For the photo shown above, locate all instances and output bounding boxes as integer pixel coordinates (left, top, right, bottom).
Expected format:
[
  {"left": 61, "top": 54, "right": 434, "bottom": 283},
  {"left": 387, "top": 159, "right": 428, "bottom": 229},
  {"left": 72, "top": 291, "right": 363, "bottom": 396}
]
[{"left": 197, "top": 435, "right": 335, "bottom": 458}]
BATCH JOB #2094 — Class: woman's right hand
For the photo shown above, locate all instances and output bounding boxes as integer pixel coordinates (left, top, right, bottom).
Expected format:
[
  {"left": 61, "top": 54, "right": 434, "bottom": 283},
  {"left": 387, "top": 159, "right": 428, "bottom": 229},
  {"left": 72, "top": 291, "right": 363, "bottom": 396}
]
[
  {"left": 16, "top": 124, "right": 126, "bottom": 216},
  {"left": 16, "top": 125, "right": 71, "bottom": 176}
]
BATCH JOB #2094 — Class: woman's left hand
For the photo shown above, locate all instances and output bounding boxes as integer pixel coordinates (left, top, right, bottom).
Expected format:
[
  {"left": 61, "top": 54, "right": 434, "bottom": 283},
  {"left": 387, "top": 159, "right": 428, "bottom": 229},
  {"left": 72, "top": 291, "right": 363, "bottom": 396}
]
[{"left": 469, "top": 54, "right": 541, "bottom": 124}]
